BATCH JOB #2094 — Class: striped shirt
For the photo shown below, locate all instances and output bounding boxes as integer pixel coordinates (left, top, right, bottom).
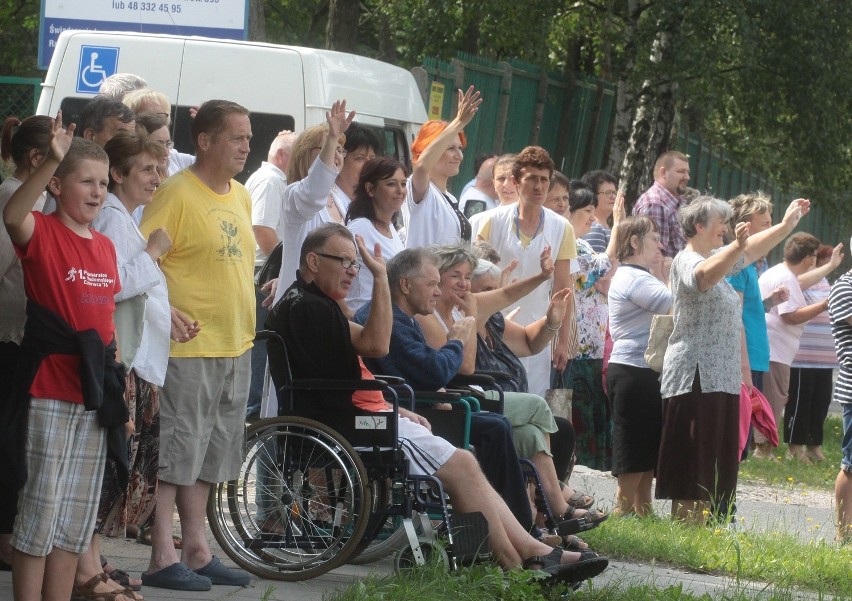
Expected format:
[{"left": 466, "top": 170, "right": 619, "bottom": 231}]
[
  {"left": 583, "top": 222, "right": 611, "bottom": 253},
  {"left": 829, "top": 272, "right": 852, "bottom": 404},
  {"left": 792, "top": 278, "right": 838, "bottom": 368}
]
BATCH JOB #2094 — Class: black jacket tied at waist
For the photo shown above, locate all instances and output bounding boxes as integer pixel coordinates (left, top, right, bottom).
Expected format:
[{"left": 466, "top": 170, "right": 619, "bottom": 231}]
[{"left": 0, "top": 300, "right": 129, "bottom": 491}]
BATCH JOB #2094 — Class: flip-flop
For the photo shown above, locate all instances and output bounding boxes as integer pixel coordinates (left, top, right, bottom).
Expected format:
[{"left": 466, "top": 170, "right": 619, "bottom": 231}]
[
  {"left": 141, "top": 562, "right": 212, "bottom": 591},
  {"left": 193, "top": 556, "right": 251, "bottom": 586}
]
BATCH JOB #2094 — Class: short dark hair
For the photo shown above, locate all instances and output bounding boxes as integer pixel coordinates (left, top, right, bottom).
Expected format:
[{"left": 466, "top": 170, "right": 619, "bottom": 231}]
[
  {"left": 582, "top": 169, "right": 618, "bottom": 194},
  {"left": 346, "top": 156, "right": 408, "bottom": 224},
  {"left": 133, "top": 112, "right": 169, "bottom": 136},
  {"left": 103, "top": 130, "right": 166, "bottom": 190},
  {"left": 784, "top": 232, "right": 821, "bottom": 265},
  {"left": 343, "top": 123, "right": 381, "bottom": 154},
  {"left": 512, "top": 146, "right": 554, "bottom": 181},
  {"left": 568, "top": 184, "right": 596, "bottom": 212},
  {"left": 549, "top": 171, "right": 570, "bottom": 192},
  {"left": 54, "top": 137, "right": 109, "bottom": 181},
  {"left": 190, "top": 99, "right": 250, "bottom": 151},
  {"left": 299, "top": 223, "right": 353, "bottom": 269},
  {"left": 79, "top": 96, "right": 134, "bottom": 136},
  {"left": 386, "top": 248, "right": 438, "bottom": 295}
]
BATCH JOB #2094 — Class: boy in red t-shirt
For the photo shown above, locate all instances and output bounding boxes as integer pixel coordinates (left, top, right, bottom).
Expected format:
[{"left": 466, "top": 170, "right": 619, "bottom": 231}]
[{"left": 3, "top": 113, "right": 122, "bottom": 601}]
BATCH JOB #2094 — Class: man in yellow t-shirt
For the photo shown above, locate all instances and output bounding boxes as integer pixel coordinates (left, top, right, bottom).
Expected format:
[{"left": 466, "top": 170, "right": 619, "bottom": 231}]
[{"left": 139, "top": 100, "right": 255, "bottom": 590}]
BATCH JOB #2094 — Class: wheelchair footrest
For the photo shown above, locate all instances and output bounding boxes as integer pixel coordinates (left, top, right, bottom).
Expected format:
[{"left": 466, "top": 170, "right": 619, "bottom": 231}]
[{"left": 449, "top": 511, "right": 490, "bottom": 565}]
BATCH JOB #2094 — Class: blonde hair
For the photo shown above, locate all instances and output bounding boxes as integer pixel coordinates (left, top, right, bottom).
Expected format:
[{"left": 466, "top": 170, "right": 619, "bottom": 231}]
[
  {"left": 729, "top": 191, "right": 773, "bottom": 226},
  {"left": 122, "top": 89, "right": 171, "bottom": 119},
  {"left": 287, "top": 124, "right": 345, "bottom": 183}
]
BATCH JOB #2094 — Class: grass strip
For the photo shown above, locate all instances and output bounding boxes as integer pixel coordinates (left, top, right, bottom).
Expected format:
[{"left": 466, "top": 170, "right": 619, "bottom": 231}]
[
  {"left": 582, "top": 515, "right": 851, "bottom": 596},
  {"left": 737, "top": 417, "right": 841, "bottom": 491}
]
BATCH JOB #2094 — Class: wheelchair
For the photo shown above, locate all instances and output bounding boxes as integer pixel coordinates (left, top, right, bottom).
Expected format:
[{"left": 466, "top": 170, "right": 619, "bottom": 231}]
[{"left": 208, "top": 330, "right": 493, "bottom": 581}]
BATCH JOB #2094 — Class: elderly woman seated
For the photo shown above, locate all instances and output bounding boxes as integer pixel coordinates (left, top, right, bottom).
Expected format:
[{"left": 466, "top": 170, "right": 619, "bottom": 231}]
[
  {"left": 657, "top": 195, "right": 809, "bottom": 523},
  {"left": 416, "top": 244, "right": 607, "bottom": 540}
]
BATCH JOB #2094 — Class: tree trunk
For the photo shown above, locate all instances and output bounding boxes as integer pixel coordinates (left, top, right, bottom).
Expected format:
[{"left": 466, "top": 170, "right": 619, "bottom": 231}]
[
  {"left": 617, "top": 12, "right": 681, "bottom": 208},
  {"left": 605, "top": 0, "right": 641, "bottom": 175},
  {"left": 248, "top": 0, "right": 266, "bottom": 42},
  {"left": 326, "top": 0, "right": 359, "bottom": 52}
]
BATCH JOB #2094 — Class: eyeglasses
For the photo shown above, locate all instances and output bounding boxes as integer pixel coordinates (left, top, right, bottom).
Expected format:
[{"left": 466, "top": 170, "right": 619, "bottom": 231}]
[
  {"left": 316, "top": 253, "right": 361, "bottom": 271},
  {"left": 641, "top": 234, "right": 662, "bottom": 243},
  {"left": 598, "top": 190, "right": 617, "bottom": 198},
  {"left": 335, "top": 147, "right": 348, "bottom": 158},
  {"left": 157, "top": 140, "right": 174, "bottom": 149}
]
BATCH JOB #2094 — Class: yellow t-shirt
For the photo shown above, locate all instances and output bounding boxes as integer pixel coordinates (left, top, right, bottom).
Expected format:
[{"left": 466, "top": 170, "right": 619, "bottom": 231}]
[{"left": 140, "top": 169, "right": 255, "bottom": 357}]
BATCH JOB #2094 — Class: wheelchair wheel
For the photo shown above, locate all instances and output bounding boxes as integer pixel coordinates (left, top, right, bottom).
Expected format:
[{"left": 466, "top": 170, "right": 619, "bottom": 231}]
[
  {"left": 393, "top": 536, "right": 449, "bottom": 572},
  {"left": 208, "top": 416, "right": 371, "bottom": 581},
  {"left": 347, "top": 477, "right": 411, "bottom": 565}
]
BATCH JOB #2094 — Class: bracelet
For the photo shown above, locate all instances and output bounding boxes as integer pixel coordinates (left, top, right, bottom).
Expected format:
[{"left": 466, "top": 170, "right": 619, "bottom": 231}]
[{"left": 545, "top": 321, "right": 562, "bottom": 331}]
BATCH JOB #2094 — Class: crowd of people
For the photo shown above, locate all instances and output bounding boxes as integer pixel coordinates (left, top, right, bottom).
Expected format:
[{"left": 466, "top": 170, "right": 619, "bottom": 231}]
[{"left": 1, "top": 73, "right": 851, "bottom": 601}]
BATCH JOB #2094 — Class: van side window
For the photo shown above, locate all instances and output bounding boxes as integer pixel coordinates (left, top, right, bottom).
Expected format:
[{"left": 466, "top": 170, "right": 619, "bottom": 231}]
[{"left": 171, "top": 107, "right": 296, "bottom": 184}]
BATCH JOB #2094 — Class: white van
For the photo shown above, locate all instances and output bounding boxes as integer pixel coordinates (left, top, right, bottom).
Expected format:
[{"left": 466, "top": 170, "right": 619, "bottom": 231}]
[{"left": 37, "top": 30, "right": 428, "bottom": 181}]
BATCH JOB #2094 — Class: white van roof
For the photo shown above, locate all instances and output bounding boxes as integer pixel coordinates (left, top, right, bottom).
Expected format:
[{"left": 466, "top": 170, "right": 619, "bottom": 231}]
[{"left": 39, "top": 30, "right": 427, "bottom": 126}]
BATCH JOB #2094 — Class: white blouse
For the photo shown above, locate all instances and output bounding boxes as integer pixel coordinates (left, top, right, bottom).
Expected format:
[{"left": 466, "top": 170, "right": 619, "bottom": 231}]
[{"left": 345, "top": 217, "right": 404, "bottom": 312}]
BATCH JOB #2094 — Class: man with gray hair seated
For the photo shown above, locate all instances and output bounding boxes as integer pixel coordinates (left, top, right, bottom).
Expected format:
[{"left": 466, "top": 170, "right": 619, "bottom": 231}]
[{"left": 266, "top": 224, "right": 607, "bottom": 583}]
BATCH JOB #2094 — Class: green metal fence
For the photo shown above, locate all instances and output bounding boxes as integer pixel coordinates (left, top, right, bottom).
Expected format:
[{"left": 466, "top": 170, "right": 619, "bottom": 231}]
[
  {"left": 0, "top": 76, "right": 41, "bottom": 120},
  {"left": 419, "top": 53, "right": 849, "bottom": 251}
]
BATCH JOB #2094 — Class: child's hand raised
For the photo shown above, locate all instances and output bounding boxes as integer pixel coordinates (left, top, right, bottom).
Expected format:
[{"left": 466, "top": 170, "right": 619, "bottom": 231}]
[{"left": 48, "top": 110, "right": 76, "bottom": 163}]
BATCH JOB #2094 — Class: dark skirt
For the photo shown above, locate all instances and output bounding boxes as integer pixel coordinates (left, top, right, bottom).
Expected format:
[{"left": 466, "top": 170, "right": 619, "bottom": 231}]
[
  {"left": 784, "top": 367, "right": 834, "bottom": 446},
  {"left": 570, "top": 358, "right": 612, "bottom": 471},
  {"left": 655, "top": 377, "right": 740, "bottom": 503},
  {"left": 607, "top": 362, "right": 663, "bottom": 476}
]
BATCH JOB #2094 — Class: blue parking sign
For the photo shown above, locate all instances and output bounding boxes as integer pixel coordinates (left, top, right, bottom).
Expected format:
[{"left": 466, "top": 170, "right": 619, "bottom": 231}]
[{"left": 76, "top": 46, "right": 120, "bottom": 94}]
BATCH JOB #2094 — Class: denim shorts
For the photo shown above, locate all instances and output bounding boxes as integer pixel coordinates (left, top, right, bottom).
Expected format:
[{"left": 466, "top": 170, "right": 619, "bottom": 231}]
[{"left": 842, "top": 403, "right": 852, "bottom": 473}]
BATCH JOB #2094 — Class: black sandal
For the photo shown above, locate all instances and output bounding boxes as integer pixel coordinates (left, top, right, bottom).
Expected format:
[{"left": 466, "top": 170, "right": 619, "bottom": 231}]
[
  {"left": 554, "top": 506, "right": 608, "bottom": 536},
  {"left": 523, "top": 547, "right": 609, "bottom": 583}
]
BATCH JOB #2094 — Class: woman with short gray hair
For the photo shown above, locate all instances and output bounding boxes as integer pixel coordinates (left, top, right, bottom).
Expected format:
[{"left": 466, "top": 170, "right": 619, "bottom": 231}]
[{"left": 657, "top": 195, "right": 811, "bottom": 523}]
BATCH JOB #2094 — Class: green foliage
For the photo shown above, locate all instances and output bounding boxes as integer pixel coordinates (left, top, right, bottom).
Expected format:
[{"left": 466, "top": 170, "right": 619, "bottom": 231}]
[
  {"left": 0, "top": 0, "right": 41, "bottom": 76},
  {"left": 327, "top": 554, "right": 571, "bottom": 601},
  {"left": 582, "top": 514, "right": 852, "bottom": 596}
]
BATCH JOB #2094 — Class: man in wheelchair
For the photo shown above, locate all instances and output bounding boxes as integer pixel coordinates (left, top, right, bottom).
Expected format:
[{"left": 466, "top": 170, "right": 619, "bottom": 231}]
[{"left": 265, "top": 223, "right": 608, "bottom": 583}]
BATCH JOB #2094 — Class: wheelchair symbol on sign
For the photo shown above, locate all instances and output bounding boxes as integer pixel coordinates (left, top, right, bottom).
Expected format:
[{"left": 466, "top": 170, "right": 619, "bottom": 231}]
[
  {"left": 76, "top": 46, "right": 119, "bottom": 94},
  {"left": 81, "top": 53, "right": 108, "bottom": 88}
]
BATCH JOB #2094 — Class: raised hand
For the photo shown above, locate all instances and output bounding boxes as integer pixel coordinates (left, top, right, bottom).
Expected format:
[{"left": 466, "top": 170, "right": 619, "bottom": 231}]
[
  {"left": 545, "top": 288, "right": 572, "bottom": 329},
  {"left": 447, "top": 314, "right": 475, "bottom": 343},
  {"left": 454, "top": 86, "right": 482, "bottom": 127},
  {"left": 355, "top": 235, "right": 386, "bottom": 277},
  {"left": 326, "top": 99, "right": 356, "bottom": 138},
  {"left": 768, "top": 285, "right": 789, "bottom": 306},
  {"left": 48, "top": 110, "right": 75, "bottom": 163},
  {"left": 829, "top": 243, "right": 845, "bottom": 269},
  {"left": 451, "top": 289, "right": 477, "bottom": 317},
  {"left": 734, "top": 221, "right": 751, "bottom": 248},
  {"left": 539, "top": 245, "right": 555, "bottom": 278},
  {"left": 782, "top": 198, "right": 811, "bottom": 226},
  {"left": 612, "top": 189, "right": 627, "bottom": 226},
  {"left": 500, "top": 259, "right": 519, "bottom": 287}
]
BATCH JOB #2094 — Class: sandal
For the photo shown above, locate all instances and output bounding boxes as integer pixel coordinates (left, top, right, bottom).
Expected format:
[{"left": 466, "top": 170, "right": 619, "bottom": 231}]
[
  {"left": 72, "top": 573, "right": 141, "bottom": 601},
  {"left": 561, "top": 534, "right": 589, "bottom": 552},
  {"left": 554, "top": 506, "right": 608, "bottom": 536},
  {"left": 523, "top": 547, "right": 609, "bottom": 583},
  {"left": 564, "top": 487, "right": 595, "bottom": 510},
  {"left": 101, "top": 556, "right": 142, "bottom": 591}
]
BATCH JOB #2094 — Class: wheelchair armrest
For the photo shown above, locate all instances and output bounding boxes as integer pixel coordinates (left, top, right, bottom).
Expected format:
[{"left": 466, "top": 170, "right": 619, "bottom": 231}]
[
  {"left": 255, "top": 329, "right": 284, "bottom": 344},
  {"left": 288, "top": 378, "right": 390, "bottom": 392},
  {"left": 413, "top": 390, "right": 462, "bottom": 402},
  {"left": 372, "top": 374, "right": 406, "bottom": 385},
  {"left": 448, "top": 372, "right": 497, "bottom": 388}
]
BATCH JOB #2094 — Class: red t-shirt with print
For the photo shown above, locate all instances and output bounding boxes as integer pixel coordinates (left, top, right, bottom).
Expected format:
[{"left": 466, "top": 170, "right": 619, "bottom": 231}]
[{"left": 15, "top": 211, "right": 120, "bottom": 403}]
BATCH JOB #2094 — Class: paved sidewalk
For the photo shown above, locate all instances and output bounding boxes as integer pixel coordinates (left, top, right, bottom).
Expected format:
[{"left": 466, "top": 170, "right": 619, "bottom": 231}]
[{"left": 0, "top": 463, "right": 839, "bottom": 600}]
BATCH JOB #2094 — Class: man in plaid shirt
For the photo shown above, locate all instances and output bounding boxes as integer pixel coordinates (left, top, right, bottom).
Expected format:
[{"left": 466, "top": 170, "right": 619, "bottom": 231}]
[{"left": 632, "top": 151, "right": 691, "bottom": 258}]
